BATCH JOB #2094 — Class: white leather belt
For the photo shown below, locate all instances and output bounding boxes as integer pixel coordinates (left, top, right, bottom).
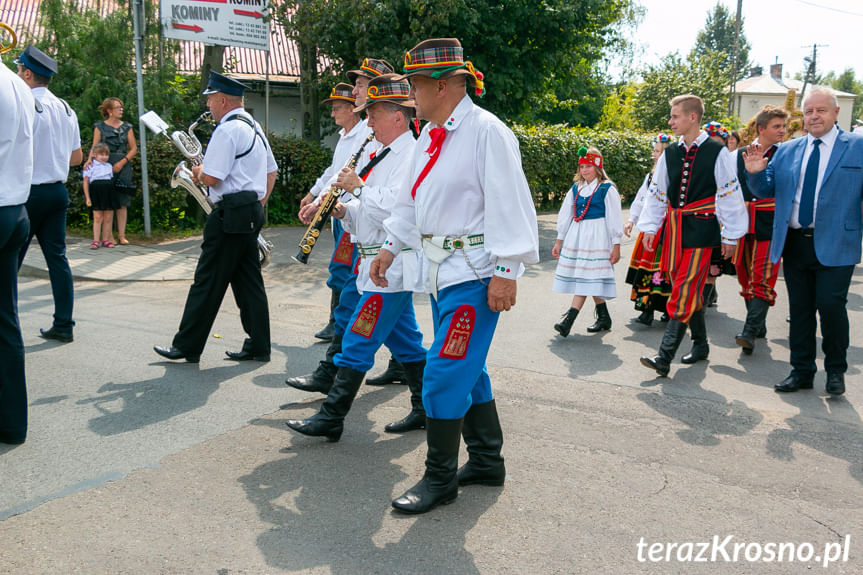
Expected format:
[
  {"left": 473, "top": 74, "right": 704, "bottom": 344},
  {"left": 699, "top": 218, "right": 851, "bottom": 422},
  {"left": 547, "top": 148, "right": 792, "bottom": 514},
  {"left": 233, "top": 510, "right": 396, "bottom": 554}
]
[{"left": 421, "top": 234, "right": 484, "bottom": 299}]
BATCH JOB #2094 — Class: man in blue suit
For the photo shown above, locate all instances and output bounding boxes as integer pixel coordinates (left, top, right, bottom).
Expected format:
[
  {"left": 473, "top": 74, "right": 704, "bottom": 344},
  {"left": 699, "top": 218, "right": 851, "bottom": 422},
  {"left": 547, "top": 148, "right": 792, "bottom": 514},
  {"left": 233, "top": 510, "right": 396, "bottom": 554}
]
[{"left": 744, "top": 87, "right": 863, "bottom": 396}]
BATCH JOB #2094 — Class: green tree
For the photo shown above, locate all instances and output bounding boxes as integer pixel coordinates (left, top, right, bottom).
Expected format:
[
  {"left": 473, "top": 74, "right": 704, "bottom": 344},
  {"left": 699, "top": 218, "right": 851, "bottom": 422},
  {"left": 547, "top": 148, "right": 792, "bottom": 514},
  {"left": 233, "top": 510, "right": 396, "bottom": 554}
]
[
  {"left": 692, "top": 2, "right": 750, "bottom": 81},
  {"left": 276, "top": 0, "right": 636, "bottom": 127},
  {"left": 632, "top": 50, "right": 731, "bottom": 132},
  {"left": 596, "top": 82, "right": 638, "bottom": 131},
  {"left": 822, "top": 68, "right": 863, "bottom": 123}
]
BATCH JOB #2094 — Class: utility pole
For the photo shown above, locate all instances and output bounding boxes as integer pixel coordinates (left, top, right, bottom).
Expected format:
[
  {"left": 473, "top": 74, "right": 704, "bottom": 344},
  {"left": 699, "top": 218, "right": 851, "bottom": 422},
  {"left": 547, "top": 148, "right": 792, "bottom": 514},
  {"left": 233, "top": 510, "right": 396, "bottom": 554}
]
[
  {"left": 799, "top": 43, "right": 828, "bottom": 107},
  {"left": 728, "top": 0, "right": 743, "bottom": 116},
  {"left": 131, "top": 0, "right": 151, "bottom": 236}
]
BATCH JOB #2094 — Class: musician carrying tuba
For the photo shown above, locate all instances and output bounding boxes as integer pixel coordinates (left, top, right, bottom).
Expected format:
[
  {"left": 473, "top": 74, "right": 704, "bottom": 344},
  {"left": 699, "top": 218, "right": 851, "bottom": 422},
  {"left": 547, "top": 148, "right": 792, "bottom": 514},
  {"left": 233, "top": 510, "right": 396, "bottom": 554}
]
[{"left": 152, "top": 71, "right": 277, "bottom": 364}]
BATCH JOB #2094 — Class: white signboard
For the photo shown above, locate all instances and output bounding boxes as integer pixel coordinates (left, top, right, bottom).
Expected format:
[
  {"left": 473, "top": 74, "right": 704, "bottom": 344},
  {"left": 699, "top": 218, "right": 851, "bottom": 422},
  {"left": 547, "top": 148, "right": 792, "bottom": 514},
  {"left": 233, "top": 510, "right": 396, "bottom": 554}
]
[{"left": 160, "top": 0, "right": 270, "bottom": 52}]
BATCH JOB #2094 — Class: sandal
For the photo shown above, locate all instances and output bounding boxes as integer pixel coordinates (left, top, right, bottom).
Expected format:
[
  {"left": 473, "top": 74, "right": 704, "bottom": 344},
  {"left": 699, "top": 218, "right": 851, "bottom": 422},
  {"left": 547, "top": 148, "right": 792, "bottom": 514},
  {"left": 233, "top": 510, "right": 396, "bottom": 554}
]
[
  {"left": 118, "top": 237, "right": 130, "bottom": 245},
  {"left": 90, "top": 241, "right": 100, "bottom": 249},
  {"left": 101, "top": 240, "right": 115, "bottom": 248}
]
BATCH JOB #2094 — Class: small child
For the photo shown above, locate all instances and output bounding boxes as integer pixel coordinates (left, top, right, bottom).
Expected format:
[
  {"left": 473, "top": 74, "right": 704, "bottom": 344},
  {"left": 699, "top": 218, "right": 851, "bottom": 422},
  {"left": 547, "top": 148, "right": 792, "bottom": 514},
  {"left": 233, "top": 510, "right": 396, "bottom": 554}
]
[
  {"left": 83, "top": 143, "right": 116, "bottom": 249},
  {"left": 624, "top": 133, "right": 674, "bottom": 326},
  {"left": 552, "top": 147, "right": 624, "bottom": 337}
]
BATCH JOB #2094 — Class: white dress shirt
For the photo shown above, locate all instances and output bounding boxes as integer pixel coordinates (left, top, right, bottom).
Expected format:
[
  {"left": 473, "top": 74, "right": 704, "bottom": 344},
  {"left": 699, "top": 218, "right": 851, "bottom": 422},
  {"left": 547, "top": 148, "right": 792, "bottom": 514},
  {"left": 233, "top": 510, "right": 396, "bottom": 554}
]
[
  {"left": 309, "top": 118, "right": 375, "bottom": 197},
  {"left": 30, "top": 87, "right": 81, "bottom": 185},
  {"left": 383, "top": 95, "right": 539, "bottom": 292},
  {"left": 791, "top": 125, "right": 838, "bottom": 228},
  {"left": 0, "top": 66, "right": 35, "bottom": 206},
  {"left": 203, "top": 108, "right": 277, "bottom": 202},
  {"left": 555, "top": 178, "right": 624, "bottom": 244},
  {"left": 628, "top": 172, "right": 651, "bottom": 225},
  {"left": 637, "top": 131, "right": 749, "bottom": 244},
  {"left": 340, "top": 130, "right": 420, "bottom": 293}
]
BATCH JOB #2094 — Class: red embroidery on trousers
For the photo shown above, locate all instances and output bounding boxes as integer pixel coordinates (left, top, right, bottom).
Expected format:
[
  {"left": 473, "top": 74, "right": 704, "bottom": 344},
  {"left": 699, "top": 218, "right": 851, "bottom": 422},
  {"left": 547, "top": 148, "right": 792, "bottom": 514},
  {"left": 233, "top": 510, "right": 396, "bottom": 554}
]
[
  {"left": 439, "top": 304, "right": 475, "bottom": 359},
  {"left": 351, "top": 293, "right": 383, "bottom": 338}
]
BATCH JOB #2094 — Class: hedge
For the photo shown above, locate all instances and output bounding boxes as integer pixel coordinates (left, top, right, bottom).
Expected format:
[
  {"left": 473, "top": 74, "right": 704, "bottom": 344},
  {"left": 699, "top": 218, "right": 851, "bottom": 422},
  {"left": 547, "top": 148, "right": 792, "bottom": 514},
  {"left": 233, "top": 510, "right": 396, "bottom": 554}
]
[
  {"left": 512, "top": 124, "right": 654, "bottom": 211},
  {"left": 66, "top": 132, "right": 333, "bottom": 232},
  {"left": 65, "top": 124, "right": 653, "bottom": 232}
]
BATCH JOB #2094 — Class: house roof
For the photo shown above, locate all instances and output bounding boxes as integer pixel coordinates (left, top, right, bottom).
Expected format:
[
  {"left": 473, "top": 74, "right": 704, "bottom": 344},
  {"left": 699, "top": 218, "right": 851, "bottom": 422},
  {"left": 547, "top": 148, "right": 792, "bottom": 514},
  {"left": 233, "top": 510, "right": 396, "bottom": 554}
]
[
  {"left": 734, "top": 72, "right": 856, "bottom": 99},
  {"left": 0, "top": 0, "right": 326, "bottom": 84}
]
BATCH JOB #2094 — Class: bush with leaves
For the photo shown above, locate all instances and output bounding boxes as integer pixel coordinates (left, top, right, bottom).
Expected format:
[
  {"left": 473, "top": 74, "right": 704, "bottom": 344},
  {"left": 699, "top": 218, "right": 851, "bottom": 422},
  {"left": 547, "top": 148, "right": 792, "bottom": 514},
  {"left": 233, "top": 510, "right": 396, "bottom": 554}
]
[{"left": 513, "top": 125, "right": 654, "bottom": 211}]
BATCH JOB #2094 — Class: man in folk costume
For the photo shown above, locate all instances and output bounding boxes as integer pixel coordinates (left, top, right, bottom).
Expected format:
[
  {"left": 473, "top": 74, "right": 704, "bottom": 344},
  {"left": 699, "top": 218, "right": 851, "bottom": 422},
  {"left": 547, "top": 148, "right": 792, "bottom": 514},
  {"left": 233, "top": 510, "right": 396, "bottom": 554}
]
[
  {"left": 638, "top": 95, "right": 748, "bottom": 377},
  {"left": 287, "top": 59, "right": 393, "bottom": 394},
  {"left": 731, "top": 106, "right": 787, "bottom": 354},
  {"left": 298, "top": 82, "right": 369, "bottom": 343},
  {"left": 285, "top": 74, "right": 428, "bottom": 441},
  {"left": 370, "top": 38, "right": 539, "bottom": 514}
]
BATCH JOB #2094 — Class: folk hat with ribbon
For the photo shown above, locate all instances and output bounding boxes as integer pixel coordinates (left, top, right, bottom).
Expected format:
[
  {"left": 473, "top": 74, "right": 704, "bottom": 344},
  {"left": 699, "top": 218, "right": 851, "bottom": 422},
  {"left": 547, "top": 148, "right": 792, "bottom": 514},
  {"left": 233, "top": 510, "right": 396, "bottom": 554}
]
[
  {"left": 653, "top": 132, "right": 674, "bottom": 144},
  {"left": 321, "top": 82, "right": 357, "bottom": 105},
  {"left": 202, "top": 71, "right": 248, "bottom": 97},
  {"left": 702, "top": 120, "right": 729, "bottom": 139},
  {"left": 396, "top": 38, "right": 485, "bottom": 97},
  {"left": 353, "top": 74, "right": 415, "bottom": 114},
  {"left": 346, "top": 58, "right": 394, "bottom": 83},
  {"left": 15, "top": 44, "right": 58, "bottom": 78},
  {"left": 577, "top": 146, "right": 603, "bottom": 169}
]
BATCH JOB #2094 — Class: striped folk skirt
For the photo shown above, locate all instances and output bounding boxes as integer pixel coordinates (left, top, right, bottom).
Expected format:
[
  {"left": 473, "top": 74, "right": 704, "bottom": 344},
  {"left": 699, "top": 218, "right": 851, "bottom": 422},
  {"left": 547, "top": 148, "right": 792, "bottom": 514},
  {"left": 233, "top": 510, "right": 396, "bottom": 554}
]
[{"left": 553, "top": 218, "right": 617, "bottom": 299}]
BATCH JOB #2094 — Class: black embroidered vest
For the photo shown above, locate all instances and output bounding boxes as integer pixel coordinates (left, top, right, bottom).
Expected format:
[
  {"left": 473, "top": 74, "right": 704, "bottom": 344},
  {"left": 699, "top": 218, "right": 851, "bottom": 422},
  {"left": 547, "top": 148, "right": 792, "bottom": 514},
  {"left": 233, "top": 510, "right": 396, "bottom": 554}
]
[
  {"left": 665, "top": 138, "right": 723, "bottom": 248},
  {"left": 737, "top": 145, "right": 776, "bottom": 240}
]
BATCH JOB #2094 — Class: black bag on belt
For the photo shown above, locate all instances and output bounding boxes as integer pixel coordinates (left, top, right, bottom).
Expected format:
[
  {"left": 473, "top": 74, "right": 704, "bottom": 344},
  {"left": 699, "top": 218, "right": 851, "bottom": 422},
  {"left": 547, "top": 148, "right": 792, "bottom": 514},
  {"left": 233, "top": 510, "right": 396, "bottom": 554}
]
[{"left": 219, "top": 191, "right": 264, "bottom": 234}]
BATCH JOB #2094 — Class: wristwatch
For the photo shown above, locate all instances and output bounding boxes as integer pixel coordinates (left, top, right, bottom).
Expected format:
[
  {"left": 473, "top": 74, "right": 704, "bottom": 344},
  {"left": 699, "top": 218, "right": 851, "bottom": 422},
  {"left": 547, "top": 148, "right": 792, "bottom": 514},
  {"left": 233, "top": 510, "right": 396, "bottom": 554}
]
[{"left": 350, "top": 186, "right": 364, "bottom": 198}]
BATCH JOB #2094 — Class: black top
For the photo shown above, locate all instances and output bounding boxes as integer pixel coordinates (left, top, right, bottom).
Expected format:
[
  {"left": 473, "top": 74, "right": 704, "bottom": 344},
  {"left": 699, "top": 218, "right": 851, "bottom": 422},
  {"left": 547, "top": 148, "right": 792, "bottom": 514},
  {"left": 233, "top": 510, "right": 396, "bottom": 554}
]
[
  {"left": 664, "top": 137, "right": 724, "bottom": 249},
  {"left": 95, "top": 121, "right": 134, "bottom": 192}
]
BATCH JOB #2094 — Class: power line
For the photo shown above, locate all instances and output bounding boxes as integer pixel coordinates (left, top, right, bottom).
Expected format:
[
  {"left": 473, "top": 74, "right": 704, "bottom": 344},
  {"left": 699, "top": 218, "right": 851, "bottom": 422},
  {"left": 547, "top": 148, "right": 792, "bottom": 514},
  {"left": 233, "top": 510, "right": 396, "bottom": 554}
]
[{"left": 792, "top": 0, "right": 863, "bottom": 17}]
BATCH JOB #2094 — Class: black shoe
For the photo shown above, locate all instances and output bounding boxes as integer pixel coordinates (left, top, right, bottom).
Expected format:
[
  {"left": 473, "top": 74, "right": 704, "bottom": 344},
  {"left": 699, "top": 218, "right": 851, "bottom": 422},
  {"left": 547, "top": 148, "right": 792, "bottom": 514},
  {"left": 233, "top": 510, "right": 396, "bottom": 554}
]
[
  {"left": 554, "top": 307, "right": 579, "bottom": 337},
  {"left": 365, "top": 357, "right": 407, "bottom": 386},
  {"left": 640, "top": 355, "right": 670, "bottom": 377},
  {"left": 392, "top": 417, "right": 462, "bottom": 514},
  {"left": 457, "top": 400, "right": 506, "bottom": 486},
  {"left": 385, "top": 411, "right": 426, "bottom": 433},
  {"left": 285, "top": 417, "right": 343, "bottom": 442},
  {"left": 313, "top": 321, "right": 335, "bottom": 342},
  {"left": 586, "top": 302, "right": 612, "bottom": 333},
  {"left": 825, "top": 373, "right": 845, "bottom": 396},
  {"left": 225, "top": 350, "right": 270, "bottom": 362},
  {"left": 633, "top": 309, "right": 654, "bottom": 326},
  {"left": 154, "top": 345, "right": 200, "bottom": 363},
  {"left": 774, "top": 373, "right": 814, "bottom": 393},
  {"left": 40, "top": 327, "right": 73, "bottom": 343},
  {"left": 285, "top": 364, "right": 336, "bottom": 394},
  {"left": 0, "top": 433, "right": 25, "bottom": 445}
]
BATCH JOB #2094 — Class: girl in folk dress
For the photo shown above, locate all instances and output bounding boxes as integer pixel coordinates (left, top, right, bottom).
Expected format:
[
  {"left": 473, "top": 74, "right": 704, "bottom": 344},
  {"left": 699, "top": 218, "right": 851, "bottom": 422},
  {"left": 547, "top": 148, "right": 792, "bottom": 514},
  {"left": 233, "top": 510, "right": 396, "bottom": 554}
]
[
  {"left": 624, "top": 133, "right": 674, "bottom": 326},
  {"left": 552, "top": 147, "right": 624, "bottom": 337}
]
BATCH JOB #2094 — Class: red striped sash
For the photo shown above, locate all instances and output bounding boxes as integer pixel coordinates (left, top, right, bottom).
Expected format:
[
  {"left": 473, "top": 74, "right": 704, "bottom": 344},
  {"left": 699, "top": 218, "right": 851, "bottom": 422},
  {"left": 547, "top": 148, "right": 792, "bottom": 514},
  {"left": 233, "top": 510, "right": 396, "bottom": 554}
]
[{"left": 660, "top": 196, "right": 716, "bottom": 273}]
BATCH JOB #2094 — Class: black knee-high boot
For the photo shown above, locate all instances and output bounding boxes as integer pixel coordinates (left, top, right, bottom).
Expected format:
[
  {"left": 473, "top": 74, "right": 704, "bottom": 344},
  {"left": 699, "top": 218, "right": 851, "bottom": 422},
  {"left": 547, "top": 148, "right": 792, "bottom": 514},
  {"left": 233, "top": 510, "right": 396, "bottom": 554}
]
[
  {"left": 640, "top": 319, "right": 688, "bottom": 377},
  {"left": 681, "top": 309, "right": 709, "bottom": 363},
  {"left": 284, "top": 366, "right": 366, "bottom": 442},
  {"left": 285, "top": 333, "right": 342, "bottom": 393},
  {"left": 314, "top": 289, "right": 340, "bottom": 341},
  {"left": 554, "top": 307, "right": 579, "bottom": 337},
  {"left": 384, "top": 360, "right": 427, "bottom": 433},
  {"left": 392, "top": 417, "right": 463, "bottom": 514},
  {"left": 365, "top": 356, "right": 407, "bottom": 386},
  {"left": 457, "top": 399, "right": 506, "bottom": 486},
  {"left": 736, "top": 298, "right": 770, "bottom": 354}
]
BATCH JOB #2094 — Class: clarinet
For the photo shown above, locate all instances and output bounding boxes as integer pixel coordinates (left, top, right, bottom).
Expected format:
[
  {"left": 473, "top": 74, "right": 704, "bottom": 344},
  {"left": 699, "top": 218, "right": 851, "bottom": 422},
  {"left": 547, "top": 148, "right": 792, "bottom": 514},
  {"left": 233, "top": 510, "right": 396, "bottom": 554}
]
[{"left": 293, "top": 132, "right": 376, "bottom": 264}]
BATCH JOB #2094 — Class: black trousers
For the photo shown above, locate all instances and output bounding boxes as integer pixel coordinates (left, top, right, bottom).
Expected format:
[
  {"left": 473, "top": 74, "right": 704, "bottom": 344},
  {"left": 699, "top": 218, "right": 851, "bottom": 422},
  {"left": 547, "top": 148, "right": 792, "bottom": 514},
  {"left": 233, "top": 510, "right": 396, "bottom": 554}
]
[
  {"left": 172, "top": 208, "right": 270, "bottom": 356},
  {"left": 782, "top": 228, "right": 855, "bottom": 377},
  {"left": 0, "top": 204, "right": 30, "bottom": 442},
  {"left": 17, "top": 182, "right": 75, "bottom": 332}
]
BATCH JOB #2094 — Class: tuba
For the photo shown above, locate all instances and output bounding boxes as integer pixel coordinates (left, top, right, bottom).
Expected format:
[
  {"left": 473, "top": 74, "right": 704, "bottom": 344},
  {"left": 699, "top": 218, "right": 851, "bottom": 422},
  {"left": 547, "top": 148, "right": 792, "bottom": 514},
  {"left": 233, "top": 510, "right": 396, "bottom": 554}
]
[
  {"left": 1, "top": 21, "right": 17, "bottom": 54},
  {"left": 143, "top": 111, "right": 274, "bottom": 268},
  {"left": 293, "top": 132, "right": 375, "bottom": 264}
]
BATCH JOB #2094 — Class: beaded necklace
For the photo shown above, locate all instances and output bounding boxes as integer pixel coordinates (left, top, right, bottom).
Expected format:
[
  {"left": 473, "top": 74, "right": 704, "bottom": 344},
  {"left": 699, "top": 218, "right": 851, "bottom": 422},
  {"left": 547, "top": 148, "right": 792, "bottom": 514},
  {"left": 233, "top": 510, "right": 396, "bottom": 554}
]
[{"left": 572, "top": 181, "right": 599, "bottom": 222}]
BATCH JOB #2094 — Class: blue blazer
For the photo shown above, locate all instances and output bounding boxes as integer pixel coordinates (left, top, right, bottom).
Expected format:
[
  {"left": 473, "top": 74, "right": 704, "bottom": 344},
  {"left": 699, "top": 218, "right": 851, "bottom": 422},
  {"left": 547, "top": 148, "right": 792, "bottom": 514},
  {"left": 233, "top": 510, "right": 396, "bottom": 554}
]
[{"left": 748, "top": 129, "right": 863, "bottom": 266}]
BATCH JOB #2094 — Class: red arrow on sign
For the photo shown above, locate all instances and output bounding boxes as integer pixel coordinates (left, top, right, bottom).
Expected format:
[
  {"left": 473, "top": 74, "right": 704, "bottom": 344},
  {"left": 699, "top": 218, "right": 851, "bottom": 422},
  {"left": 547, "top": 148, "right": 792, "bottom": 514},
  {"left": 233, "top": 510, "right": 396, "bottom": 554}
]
[
  {"left": 233, "top": 9, "right": 263, "bottom": 18},
  {"left": 173, "top": 23, "right": 204, "bottom": 32}
]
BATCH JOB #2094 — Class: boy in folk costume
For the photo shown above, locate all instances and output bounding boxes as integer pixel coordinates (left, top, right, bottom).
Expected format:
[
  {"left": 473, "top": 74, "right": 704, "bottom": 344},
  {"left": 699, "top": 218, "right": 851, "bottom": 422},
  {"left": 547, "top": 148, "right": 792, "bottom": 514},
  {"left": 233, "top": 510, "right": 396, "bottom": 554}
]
[
  {"left": 370, "top": 38, "right": 539, "bottom": 514},
  {"left": 638, "top": 95, "right": 748, "bottom": 377},
  {"left": 732, "top": 106, "right": 787, "bottom": 354}
]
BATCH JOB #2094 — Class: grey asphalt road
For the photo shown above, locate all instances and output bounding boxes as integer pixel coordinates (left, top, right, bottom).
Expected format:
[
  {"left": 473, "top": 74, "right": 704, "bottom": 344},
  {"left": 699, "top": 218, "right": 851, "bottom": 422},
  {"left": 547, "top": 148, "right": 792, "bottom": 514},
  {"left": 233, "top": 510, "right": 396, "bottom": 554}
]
[{"left": 1, "top": 216, "right": 861, "bottom": 574}]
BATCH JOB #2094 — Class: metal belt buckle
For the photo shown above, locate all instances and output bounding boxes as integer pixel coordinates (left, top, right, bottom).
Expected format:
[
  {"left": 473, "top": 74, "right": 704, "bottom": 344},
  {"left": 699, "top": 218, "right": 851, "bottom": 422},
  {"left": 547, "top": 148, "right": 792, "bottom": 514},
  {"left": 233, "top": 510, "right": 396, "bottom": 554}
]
[{"left": 452, "top": 237, "right": 464, "bottom": 249}]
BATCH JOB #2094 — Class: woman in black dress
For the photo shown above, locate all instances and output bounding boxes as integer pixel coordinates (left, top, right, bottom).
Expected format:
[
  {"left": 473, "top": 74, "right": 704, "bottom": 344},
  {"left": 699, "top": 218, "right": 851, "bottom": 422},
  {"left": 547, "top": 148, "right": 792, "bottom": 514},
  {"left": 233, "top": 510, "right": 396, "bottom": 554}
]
[{"left": 87, "top": 97, "right": 137, "bottom": 244}]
